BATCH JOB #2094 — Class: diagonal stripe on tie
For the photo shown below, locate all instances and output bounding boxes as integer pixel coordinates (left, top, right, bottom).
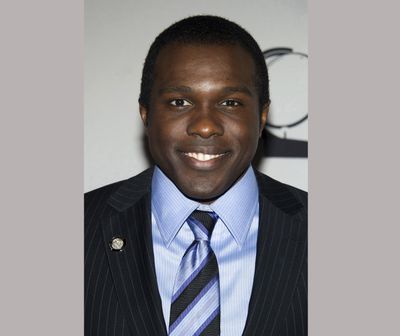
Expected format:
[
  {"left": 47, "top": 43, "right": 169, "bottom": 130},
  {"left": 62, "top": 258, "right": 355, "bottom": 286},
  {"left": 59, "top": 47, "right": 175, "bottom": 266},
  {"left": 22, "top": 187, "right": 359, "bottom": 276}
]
[
  {"left": 170, "top": 252, "right": 218, "bottom": 324},
  {"left": 193, "top": 306, "right": 220, "bottom": 336},
  {"left": 169, "top": 210, "right": 220, "bottom": 336},
  {"left": 170, "top": 276, "right": 219, "bottom": 334},
  {"left": 172, "top": 249, "right": 213, "bottom": 302}
]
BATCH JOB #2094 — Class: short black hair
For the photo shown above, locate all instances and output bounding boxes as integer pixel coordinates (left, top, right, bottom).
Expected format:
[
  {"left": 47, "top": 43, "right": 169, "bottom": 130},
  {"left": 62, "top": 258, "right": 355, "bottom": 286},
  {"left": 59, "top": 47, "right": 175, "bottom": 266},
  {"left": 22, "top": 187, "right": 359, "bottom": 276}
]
[{"left": 139, "top": 15, "right": 270, "bottom": 111}]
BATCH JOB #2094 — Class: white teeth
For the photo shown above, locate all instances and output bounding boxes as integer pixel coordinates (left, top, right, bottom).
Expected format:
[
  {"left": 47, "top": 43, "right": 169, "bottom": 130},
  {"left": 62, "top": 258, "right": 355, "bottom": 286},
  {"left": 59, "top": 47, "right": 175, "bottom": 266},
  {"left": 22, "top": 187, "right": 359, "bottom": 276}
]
[{"left": 185, "top": 152, "right": 224, "bottom": 161}]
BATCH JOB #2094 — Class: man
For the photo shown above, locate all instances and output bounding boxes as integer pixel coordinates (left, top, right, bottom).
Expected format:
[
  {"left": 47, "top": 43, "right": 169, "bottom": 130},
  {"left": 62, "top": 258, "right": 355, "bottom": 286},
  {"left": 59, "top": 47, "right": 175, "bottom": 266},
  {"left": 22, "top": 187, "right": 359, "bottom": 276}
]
[{"left": 85, "top": 15, "right": 307, "bottom": 336}]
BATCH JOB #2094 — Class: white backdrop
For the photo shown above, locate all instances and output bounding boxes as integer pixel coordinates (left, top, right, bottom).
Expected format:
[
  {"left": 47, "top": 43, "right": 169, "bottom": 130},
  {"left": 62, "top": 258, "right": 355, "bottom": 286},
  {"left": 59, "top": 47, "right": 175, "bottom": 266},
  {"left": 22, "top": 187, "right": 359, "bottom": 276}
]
[{"left": 85, "top": 0, "right": 308, "bottom": 192}]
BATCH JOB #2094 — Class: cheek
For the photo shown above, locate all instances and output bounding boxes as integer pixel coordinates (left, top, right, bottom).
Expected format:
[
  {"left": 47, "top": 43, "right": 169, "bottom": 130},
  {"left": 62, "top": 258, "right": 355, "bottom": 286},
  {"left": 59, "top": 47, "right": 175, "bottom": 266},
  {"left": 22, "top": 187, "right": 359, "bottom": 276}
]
[
  {"left": 150, "top": 112, "right": 187, "bottom": 137},
  {"left": 231, "top": 121, "right": 260, "bottom": 146},
  {"left": 147, "top": 121, "right": 183, "bottom": 157}
]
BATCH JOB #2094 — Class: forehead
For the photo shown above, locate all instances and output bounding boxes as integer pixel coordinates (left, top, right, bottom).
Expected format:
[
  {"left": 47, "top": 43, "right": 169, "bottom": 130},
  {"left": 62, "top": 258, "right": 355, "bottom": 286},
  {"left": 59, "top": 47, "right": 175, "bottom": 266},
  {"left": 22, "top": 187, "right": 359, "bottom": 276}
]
[{"left": 152, "top": 42, "right": 257, "bottom": 86}]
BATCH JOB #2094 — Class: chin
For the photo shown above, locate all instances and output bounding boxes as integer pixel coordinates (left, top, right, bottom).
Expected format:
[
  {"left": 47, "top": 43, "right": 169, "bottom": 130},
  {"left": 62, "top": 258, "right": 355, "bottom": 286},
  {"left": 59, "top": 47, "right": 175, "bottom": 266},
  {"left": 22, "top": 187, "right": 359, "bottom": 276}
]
[
  {"left": 180, "top": 182, "right": 228, "bottom": 204},
  {"left": 185, "top": 192, "right": 220, "bottom": 204}
]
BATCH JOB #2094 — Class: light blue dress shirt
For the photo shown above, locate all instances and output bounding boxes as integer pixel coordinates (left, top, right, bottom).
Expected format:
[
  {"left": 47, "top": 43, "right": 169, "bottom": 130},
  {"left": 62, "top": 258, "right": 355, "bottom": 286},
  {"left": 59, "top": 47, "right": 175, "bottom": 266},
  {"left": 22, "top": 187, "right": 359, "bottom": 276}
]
[{"left": 151, "top": 166, "right": 259, "bottom": 336}]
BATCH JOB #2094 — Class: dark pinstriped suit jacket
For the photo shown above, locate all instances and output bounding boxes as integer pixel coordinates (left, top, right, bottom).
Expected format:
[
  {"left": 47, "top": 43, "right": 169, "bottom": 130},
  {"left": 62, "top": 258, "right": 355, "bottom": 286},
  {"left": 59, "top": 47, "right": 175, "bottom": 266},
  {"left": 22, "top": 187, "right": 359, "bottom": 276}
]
[{"left": 85, "top": 167, "right": 307, "bottom": 335}]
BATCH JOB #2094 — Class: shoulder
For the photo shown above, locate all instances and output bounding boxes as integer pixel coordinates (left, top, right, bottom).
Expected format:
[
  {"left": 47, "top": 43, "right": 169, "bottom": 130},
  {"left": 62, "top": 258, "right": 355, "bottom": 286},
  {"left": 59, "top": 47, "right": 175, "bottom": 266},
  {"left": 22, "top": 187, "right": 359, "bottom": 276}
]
[
  {"left": 254, "top": 170, "right": 307, "bottom": 215},
  {"left": 85, "top": 168, "right": 154, "bottom": 222}
]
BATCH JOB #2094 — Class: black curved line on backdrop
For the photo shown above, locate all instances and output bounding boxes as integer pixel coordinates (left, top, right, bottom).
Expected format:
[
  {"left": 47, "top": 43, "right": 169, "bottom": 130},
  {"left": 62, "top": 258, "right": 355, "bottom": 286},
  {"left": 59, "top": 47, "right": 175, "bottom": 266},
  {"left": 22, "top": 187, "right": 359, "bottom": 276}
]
[
  {"left": 262, "top": 47, "right": 308, "bottom": 158},
  {"left": 261, "top": 130, "right": 308, "bottom": 158}
]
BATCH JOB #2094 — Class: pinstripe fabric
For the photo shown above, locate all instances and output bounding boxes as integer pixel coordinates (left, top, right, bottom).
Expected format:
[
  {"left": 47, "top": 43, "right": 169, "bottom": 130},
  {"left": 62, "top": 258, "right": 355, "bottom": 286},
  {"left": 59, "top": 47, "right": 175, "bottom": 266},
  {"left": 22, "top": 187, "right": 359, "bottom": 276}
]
[
  {"left": 241, "top": 173, "right": 307, "bottom": 336},
  {"left": 85, "top": 167, "right": 307, "bottom": 336},
  {"left": 85, "top": 170, "right": 166, "bottom": 336}
]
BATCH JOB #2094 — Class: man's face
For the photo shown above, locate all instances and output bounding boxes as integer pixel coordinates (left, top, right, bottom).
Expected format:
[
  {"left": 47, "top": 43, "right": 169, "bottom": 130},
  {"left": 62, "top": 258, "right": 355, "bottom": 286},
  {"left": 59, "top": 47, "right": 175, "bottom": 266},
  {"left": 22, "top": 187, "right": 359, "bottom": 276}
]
[{"left": 140, "top": 43, "right": 268, "bottom": 202}]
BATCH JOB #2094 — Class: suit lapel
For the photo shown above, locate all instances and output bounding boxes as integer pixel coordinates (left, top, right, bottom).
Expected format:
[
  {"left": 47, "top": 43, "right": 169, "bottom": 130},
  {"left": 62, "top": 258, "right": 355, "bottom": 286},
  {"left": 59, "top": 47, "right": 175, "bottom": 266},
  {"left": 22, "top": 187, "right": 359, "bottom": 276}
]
[
  {"left": 243, "top": 173, "right": 307, "bottom": 335},
  {"left": 100, "top": 170, "right": 167, "bottom": 336}
]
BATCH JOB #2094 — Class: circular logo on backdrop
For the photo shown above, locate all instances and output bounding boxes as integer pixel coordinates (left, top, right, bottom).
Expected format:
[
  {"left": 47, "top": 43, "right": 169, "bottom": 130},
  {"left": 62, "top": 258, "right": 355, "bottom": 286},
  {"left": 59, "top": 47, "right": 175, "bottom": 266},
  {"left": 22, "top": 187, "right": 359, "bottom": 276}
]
[{"left": 262, "top": 48, "right": 308, "bottom": 158}]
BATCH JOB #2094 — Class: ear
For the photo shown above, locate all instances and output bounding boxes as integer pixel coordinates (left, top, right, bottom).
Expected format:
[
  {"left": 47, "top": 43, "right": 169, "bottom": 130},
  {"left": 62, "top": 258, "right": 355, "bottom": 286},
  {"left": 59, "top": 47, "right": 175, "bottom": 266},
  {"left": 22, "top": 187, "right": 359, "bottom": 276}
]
[
  {"left": 259, "top": 102, "right": 269, "bottom": 137},
  {"left": 139, "top": 104, "right": 149, "bottom": 128}
]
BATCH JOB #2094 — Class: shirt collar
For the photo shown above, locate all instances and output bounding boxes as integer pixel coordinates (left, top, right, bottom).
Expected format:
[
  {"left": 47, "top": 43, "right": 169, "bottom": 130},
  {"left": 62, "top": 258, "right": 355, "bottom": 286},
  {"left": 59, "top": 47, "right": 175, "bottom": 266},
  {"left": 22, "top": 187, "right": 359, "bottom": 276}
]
[{"left": 151, "top": 166, "right": 258, "bottom": 247}]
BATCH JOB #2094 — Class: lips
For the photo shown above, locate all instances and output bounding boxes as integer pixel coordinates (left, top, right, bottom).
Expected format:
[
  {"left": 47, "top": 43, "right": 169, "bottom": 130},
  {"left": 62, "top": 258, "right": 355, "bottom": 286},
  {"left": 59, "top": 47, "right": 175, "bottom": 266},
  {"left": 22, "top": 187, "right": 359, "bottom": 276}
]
[
  {"left": 184, "top": 152, "right": 225, "bottom": 162},
  {"left": 178, "top": 149, "right": 230, "bottom": 170}
]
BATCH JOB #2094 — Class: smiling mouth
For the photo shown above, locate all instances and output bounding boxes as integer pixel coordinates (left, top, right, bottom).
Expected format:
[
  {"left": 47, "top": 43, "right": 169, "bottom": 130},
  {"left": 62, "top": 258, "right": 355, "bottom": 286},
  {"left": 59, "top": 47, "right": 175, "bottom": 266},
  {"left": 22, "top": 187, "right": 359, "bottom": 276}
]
[{"left": 183, "top": 152, "right": 226, "bottom": 162}]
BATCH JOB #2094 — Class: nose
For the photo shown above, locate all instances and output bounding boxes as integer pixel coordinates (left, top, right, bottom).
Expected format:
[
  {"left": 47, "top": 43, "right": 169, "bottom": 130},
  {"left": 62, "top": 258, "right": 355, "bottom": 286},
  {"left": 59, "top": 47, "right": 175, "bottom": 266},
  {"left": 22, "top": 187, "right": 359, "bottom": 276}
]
[{"left": 186, "top": 106, "right": 224, "bottom": 139}]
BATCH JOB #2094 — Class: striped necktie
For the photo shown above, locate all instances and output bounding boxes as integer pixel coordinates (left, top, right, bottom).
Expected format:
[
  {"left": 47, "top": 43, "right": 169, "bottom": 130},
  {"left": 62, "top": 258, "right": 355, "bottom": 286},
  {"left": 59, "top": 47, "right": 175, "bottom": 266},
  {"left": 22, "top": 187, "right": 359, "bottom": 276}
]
[{"left": 168, "top": 210, "right": 220, "bottom": 336}]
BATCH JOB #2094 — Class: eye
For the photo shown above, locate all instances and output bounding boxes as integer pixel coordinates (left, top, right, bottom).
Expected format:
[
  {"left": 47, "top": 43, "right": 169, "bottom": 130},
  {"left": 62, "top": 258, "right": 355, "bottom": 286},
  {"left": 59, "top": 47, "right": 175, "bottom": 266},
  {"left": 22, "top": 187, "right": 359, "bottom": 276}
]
[
  {"left": 220, "top": 99, "right": 241, "bottom": 107},
  {"left": 169, "top": 99, "right": 192, "bottom": 107}
]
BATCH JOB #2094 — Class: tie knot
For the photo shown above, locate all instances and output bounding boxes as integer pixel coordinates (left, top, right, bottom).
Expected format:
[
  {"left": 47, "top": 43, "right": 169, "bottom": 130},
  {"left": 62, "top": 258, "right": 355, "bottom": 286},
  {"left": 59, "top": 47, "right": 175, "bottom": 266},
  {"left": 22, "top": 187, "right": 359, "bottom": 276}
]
[{"left": 187, "top": 210, "right": 218, "bottom": 241}]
